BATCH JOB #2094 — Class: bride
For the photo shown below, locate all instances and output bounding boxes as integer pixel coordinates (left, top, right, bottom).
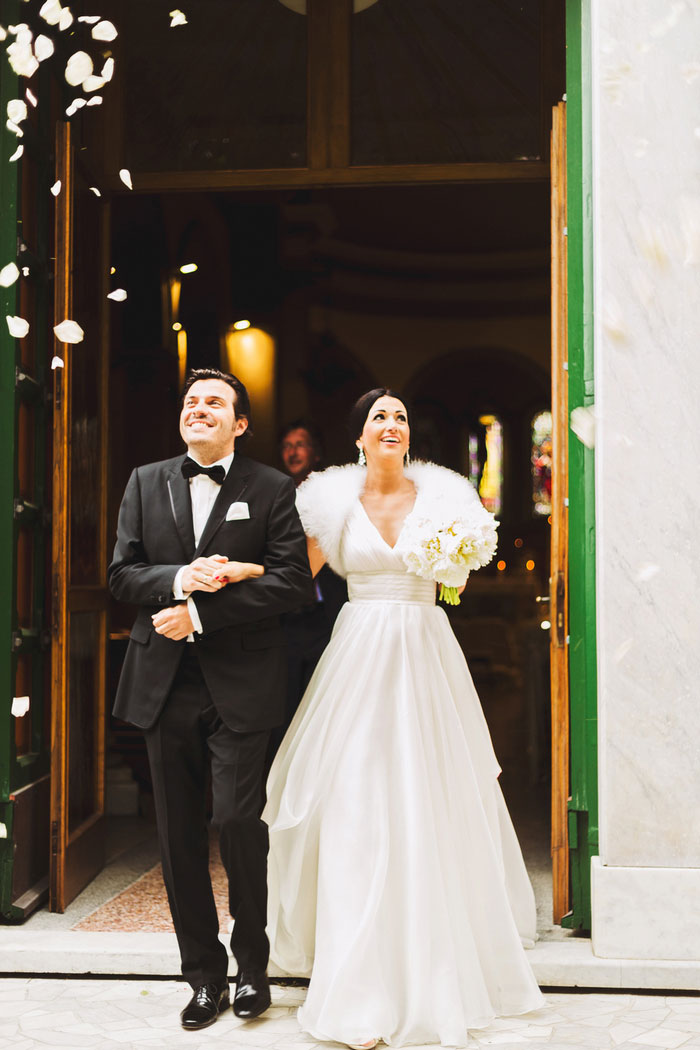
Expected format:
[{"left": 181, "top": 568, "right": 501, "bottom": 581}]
[{"left": 264, "top": 389, "right": 544, "bottom": 1048}]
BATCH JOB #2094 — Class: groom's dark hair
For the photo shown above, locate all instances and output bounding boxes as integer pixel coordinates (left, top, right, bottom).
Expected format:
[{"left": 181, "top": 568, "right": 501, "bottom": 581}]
[
  {"left": 182, "top": 368, "right": 252, "bottom": 437},
  {"left": 349, "top": 387, "right": 410, "bottom": 442}
]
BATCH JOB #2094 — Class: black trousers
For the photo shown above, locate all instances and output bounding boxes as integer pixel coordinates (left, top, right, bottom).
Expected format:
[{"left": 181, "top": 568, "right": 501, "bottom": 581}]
[{"left": 144, "top": 646, "right": 270, "bottom": 988}]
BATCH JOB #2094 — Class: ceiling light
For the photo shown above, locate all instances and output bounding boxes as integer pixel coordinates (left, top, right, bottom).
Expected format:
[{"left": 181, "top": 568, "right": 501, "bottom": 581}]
[
  {"left": 179, "top": 263, "right": 198, "bottom": 274},
  {"left": 233, "top": 319, "right": 251, "bottom": 331}
]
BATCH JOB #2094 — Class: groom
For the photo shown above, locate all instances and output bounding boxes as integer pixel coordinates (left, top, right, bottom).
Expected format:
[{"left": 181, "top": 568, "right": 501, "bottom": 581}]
[{"left": 109, "top": 368, "right": 312, "bottom": 1030}]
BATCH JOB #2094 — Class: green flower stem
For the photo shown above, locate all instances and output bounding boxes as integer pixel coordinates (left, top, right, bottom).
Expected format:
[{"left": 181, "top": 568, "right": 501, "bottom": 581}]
[{"left": 438, "top": 585, "right": 460, "bottom": 606}]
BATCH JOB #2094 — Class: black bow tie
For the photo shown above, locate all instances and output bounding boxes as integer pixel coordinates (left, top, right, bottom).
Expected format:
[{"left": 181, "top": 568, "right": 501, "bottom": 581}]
[{"left": 181, "top": 457, "right": 226, "bottom": 484}]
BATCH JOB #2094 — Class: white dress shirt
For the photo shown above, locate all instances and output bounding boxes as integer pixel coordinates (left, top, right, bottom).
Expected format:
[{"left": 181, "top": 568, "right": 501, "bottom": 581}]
[{"left": 172, "top": 451, "right": 234, "bottom": 638}]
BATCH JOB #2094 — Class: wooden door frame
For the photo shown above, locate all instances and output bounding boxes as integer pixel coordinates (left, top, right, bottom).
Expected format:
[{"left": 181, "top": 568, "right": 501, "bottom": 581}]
[{"left": 50, "top": 121, "right": 110, "bottom": 911}]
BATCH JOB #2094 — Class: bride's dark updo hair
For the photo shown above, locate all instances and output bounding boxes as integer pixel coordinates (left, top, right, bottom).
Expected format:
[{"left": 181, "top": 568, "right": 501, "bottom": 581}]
[{"left": 349, "top": 388, "right": 411, "bottom": 442}]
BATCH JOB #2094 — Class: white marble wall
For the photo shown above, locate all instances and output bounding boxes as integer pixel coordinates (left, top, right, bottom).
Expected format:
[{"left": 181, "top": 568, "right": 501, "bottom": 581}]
[{"left": 592, "top": 0, "right": 700, "bottom": 957}]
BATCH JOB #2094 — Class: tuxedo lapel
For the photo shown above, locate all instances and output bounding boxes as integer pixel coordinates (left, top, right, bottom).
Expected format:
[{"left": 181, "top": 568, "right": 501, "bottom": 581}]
[
  {"left": 193, "top": 455, "right": 251, "bottom": 558},
  {"left": 167, "top": 459, "right": 196, "bottom": 556}
]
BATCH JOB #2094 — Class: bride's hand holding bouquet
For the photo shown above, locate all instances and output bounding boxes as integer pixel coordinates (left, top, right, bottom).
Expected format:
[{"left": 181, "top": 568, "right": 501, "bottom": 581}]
[{"left": 400, "top": 512, "right": 498, "bottom": 605}]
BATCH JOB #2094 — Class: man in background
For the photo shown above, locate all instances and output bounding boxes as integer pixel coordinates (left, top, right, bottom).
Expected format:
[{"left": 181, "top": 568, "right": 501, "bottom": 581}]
[{"left": 271, "top": 421, "right": 347, "bottom": 757}]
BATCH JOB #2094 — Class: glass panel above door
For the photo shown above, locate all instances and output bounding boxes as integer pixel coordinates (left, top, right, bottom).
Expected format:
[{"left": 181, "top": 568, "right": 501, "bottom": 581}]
[
  {"left": 351, "top": 0, "right": 543, "bottom": 165},
  {"left": 115, "top": 0, "right": 307, "bottom": 172}
]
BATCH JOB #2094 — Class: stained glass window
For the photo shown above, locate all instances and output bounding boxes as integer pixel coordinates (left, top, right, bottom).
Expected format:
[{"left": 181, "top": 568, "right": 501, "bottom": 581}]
[
  {"left": 478, "top": 415, "right": 503, "bottom": 516},
  {"left": 531, "top": 410, "right": 552, "bottom": 516}
]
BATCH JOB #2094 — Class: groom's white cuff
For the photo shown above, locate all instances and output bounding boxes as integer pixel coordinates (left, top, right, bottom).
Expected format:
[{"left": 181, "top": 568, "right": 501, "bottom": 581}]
[
  {"left": 172, "top": 566, "right": 189, "bottom": 600},
  {"left": 186, "top": 596, "right": 203, "bottom": 635}
]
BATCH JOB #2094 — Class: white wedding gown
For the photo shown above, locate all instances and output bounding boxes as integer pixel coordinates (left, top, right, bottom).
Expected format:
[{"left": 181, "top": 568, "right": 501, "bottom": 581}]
[{"left": 264, "top": 500, "right": 544, "bottom": 1048}]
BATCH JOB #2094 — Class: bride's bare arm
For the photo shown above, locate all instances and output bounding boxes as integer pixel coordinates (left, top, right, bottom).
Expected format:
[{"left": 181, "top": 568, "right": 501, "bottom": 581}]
[
  {"left": 307, "top": 536, "right": 326, "bottom": 578},
  {"left": 215, "top": 561, "right": 265, "bottom": 583}
]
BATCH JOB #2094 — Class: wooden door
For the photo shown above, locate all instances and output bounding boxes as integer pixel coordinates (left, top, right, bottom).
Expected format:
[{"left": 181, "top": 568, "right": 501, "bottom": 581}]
[
  {"left": 550, "top": 100, "right": 570, "bottom": 923},
  {"left": 50, "top": 122, "right": 110, "bottom": 911}
]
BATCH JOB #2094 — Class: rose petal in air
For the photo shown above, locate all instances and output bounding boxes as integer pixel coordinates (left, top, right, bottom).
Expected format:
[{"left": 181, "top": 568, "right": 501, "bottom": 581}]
[
  {"left": 7, "top": 315, "right": 30, "bottom": 338},
  {"left": 65, "top": 51, "right": 92, "bottom": 87},
  {"left": 22, "top": 266, "right": 30, "bottom": 276},
  {"left": 53, "top": 319, "right": 84, "bottom": 343},
  {"left": 0, "top": 263, "right": 20, "bottom": 287},
  {"left": 89, "top": 186, "right": 102, "bottom": 197},
  {"left": 26, "top": 88, "right": 38, "bottom": 107},
  {"left": 65, "top": 98, "right": 86, "bottom": 117},
  {"left": 51, "top": 180, "right": 62, "bottom": 196},
  {"left": 34, "top": 33, "right": 54, "bottom": 61},
  {"left": 87, "top": 96, "right": 103, "bottom": 106},
  {"left": 7, "top": 99, "right": 28, "bottom": 124},
  {"left": 92, "top": 20, "right": 117, "bottom": 41},
  {"left": 101, "top": 57, "right": 115, "bottom": 82},
  {"left": 170, "top": 9, "right": 188, "bottom": 26},
  {"left": 119, "top": 168, "right": 133, "bottom": 190},
  {"left": 9, "top": 145, "right": 24, "bottom": 162},
  {"left": 11, "top": 696, "right": 30, "bottom": 717},
  {"left": 0, "top": 26, "right": 7, "bottom": 42},
  {"left": 51, "top": 355, "right": 65, "bottom": 369},
  {"left": 82, "top": 75, "right": 105, "bottom": 92},
  {"left": 0, "top": 824, "right": 7, "bottom": 839},
  {"left": 39, "top": 0, "right": 62, "bottom": 25},
  {"left": 6, "top": 120, "right": 24, "bottom": 137},
  {"left": 78, "top": 15, "right": 101, "bottom": 23},
  {"left": 58, "top": 7, "right": 73, "bottom": 30},
  {"left": 570, "top": 405, "right": 596, "bottom": 449},
  {"left": 8, "top": 44, "right": 39, "bottom": 78},
  {"left": 107, "top": 288, "right": 127, "bottom": 301}
]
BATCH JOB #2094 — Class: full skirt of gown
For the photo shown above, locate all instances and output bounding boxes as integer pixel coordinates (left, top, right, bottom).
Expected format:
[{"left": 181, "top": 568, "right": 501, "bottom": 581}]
[{"left": 264, "top": 503, "right": 544, "bottom": 1047}]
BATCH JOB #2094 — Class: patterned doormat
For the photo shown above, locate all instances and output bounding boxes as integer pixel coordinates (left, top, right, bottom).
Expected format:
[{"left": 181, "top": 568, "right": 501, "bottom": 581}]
[{"left": 75, "top": 855, "right": 230, "bottom": 933}]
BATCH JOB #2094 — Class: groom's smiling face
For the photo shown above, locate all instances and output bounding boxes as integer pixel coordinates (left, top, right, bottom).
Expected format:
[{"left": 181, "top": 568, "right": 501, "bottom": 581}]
[{"left": 179, "top": 378, "right": 248, "bottom": 463}]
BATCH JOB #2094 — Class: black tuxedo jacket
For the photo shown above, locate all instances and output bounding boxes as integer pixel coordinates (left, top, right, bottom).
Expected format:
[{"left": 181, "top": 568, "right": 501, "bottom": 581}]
[{"left": 108, "top": 452, "right": 313, "bottom": 731}]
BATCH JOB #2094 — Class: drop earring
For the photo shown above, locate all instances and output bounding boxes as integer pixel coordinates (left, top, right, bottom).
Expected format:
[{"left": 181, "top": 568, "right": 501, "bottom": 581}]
[
  {"left": 404, "top": 450, "right": 411, "bottom": 466},
  {"left": 357, "top": 447, "right": 366, "bottom": 466}
]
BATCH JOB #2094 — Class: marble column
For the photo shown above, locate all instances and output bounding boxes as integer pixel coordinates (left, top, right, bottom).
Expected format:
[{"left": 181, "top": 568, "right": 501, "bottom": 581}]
[{"left": 591, "top": 0, "right": 700, "bottom": 960}]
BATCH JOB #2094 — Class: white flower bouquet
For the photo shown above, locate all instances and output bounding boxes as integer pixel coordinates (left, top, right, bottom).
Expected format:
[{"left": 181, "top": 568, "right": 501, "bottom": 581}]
[{"left": 400, "top": 513, "right": 499, "bottom": 605}]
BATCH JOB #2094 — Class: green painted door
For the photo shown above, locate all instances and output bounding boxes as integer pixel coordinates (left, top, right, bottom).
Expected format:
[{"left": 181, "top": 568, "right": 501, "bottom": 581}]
[{"left": 0, "top": 16, "right": 53, "bottom": 921}]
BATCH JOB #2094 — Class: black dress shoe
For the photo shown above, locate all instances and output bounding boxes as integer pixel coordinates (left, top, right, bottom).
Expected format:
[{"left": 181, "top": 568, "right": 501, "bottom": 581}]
[
  {"left": 180, "top": 982, "right": 230, "bottom": 1030},
  {"left": 233, "top": 970, "right": 271, "bottom": 1019}
]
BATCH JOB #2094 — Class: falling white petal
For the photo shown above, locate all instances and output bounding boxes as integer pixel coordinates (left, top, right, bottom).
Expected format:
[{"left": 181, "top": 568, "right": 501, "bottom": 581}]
[
  {"left": 0, "top": 263, "right": 20, "bottom": 287},
  {"left": 25, "top": 87, "right": 38, "bottom": 107},
  {"left": 6, "top": 315, "right": 30, "bottom": 338},
  {"left": 681, "top": 63, "right": 700, "bottom": 84},
  {"left": 101, "top": 56, "right": 114, "bottom": 81},
  {"left": 86, "top": 96, "right": 103, "bottom": 106},
  {"left": 7, "top": 99, "right": 28, "bottom": 124},
  {"left": 119, "top": 168, "right": 133, "bottom": 190},
  {"left": 89, "top": 186, "right": 102, "bottom": 197},
  {"left": 53, "top": 319, "right": 84, "bottom": 343},
  {"left": 65, "top": 51, "right": 92, "bottom": 87},
  {"left": 51, "top": 180, "right": 62, "bottom": 196},
  {"left": 92, "top": 19, "right": 117, "bottom": 41},
  {"left": 0, "top": 824, "right": 7, "bottom": 839},
  {"left": 570, "top": 405, "right": 596, "bottom": 449},
  {"left": 34, "top": 33, "right": 54, "bottom": 61},
  {"left": 58, "top": 7, "right": 73, "bottom": 30},
  {"left": 107, "top": 288, "right": 127, "bottom": 301},
  {"left": 9, "top": 145, "right": 23, "bottom": 162},
  {"left": 11, "top": 696, "right": 30, "bottom": 718},
  {"left": 6, "top": 120, "right": 24, "bottom": 137},
  {"left": 66, "top": 98, "right": 87, "bottom": 117},
  {"left": 0, "top": 26, "right": 6, "bottom": 42},
  {"left": 22, "top": 266, "right": 29, "bottom": 276},
  {"left": 82, "top": 74, "right": 105, "bottom": 92},
  {"left": 8, "top": 45, "right": 39, "bottom": 78},
  {"left": 51, "top": 355, "right": 65, "bottom": 369},
  {"left": 39, "top": 0, "right": 62, "bottom": 25},
  {"left": 77, "top": 14, "right": 101, "bottom": 23},
  {"left": 636, "top": 563, "right": 660, "bottom": 583},
  {"left": 169, "top": 9, "right": 188, "bottom": 26}
]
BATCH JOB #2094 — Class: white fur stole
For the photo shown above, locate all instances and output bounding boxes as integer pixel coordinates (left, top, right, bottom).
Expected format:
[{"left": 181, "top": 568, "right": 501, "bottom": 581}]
[{"left": 296, "top": 460, "right": 497, "bottom": 577}]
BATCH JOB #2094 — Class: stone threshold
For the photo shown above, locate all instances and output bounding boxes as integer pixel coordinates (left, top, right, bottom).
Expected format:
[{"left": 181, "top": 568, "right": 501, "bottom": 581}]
[{"left": 0, "top": 930, "right": 699, "bottom": 991}]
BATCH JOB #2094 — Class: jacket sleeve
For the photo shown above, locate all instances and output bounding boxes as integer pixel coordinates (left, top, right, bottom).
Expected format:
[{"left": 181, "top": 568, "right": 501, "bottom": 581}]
[
  {"left": 108, "top": 468, "right": 183, "bottom": 606},
  {"left": 192, "top": 474, "right": 313, "bottom": 633}
]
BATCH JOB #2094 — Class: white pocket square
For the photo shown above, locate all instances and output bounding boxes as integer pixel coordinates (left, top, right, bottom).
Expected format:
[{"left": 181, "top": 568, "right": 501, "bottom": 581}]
[{"left": 226, "top": 501, "right": 250, "bottom": 521}]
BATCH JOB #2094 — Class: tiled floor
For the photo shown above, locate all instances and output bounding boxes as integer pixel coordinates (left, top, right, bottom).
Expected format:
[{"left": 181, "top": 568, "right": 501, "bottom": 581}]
[{"left": 1, "top": 980, "right": 700, "bottom": 1050}]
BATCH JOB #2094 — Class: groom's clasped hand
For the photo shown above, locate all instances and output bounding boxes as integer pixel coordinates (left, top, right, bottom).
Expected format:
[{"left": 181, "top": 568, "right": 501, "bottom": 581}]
[{"left": 151, "top": 555, "right": 265, "bottom": 640}]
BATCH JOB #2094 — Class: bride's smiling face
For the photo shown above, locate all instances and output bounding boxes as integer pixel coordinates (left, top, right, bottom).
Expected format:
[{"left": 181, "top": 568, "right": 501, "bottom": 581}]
[{"left": 357, "top": 396, "right": 410, "bottom": 465}]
